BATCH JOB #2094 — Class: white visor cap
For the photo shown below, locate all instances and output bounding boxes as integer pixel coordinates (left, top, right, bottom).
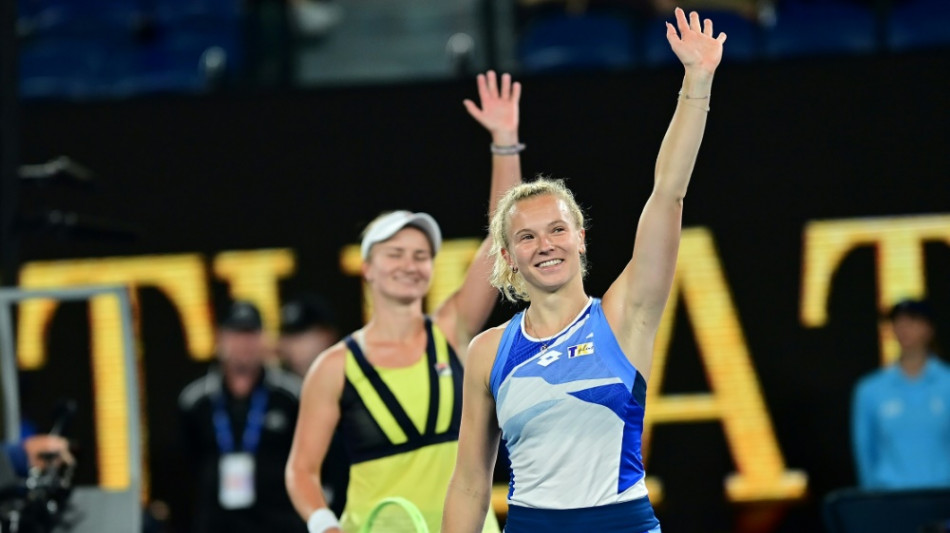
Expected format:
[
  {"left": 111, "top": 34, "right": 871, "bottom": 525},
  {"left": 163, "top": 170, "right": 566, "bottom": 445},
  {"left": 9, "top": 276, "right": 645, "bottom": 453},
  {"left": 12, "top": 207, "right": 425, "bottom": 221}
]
[{"left": 360, "top": 211, "right": 442, "bottom": 261}]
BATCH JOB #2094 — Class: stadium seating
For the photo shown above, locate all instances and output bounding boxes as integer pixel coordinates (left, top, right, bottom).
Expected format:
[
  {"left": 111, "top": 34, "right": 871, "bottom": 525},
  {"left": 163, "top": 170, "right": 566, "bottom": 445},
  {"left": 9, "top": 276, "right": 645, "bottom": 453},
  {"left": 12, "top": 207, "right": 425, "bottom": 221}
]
[
  {"left": 885, "top": 0, "right": 950, "bottom": 51},
  {"left": 18, "top": 0, "right": 242, "bottom": 98},
  {"left": 518, "top": 11, "right": 637, "bottom": 73},
  {"left": 762, "top": 0, "right": 877, "bottom": 58}
]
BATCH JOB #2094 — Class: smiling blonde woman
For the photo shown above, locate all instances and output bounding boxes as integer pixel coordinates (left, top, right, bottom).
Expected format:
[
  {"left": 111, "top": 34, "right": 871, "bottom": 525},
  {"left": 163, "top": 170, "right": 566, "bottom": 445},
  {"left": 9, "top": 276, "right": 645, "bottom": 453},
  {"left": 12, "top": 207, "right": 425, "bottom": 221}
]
[{"left": 443, "top": 9, "right": 727, "bottom": 533}]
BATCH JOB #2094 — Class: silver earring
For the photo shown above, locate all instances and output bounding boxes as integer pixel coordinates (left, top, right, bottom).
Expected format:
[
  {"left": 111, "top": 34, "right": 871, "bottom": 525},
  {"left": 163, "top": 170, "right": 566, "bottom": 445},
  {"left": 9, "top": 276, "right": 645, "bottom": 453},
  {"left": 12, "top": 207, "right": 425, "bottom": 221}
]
[{"left": 512, "top": 266, "right": 519, "bottom": 273}]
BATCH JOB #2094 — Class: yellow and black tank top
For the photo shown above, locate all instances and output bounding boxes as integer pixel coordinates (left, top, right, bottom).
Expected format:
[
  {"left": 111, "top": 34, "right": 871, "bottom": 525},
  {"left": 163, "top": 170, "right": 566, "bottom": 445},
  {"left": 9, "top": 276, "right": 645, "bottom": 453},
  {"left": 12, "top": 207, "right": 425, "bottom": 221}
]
[{"left": 338, "top": 318, "right": 499, "bottom": 533}]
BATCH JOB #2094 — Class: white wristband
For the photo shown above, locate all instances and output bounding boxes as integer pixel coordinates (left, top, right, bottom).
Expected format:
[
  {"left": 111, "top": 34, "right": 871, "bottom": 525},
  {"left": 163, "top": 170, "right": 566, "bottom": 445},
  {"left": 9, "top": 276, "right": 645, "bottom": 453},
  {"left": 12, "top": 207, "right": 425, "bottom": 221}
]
[{"left": 307, "top": 508, "right": 340, "bottom": 533}]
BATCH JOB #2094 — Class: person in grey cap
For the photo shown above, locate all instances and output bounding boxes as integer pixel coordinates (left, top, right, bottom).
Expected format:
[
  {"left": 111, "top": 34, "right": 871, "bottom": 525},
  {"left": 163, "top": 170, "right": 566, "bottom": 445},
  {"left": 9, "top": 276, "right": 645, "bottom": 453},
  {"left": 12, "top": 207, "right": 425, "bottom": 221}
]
[
  {"left": 178, "top": 300, "right": 306, "bottom": 533},
  {"left": 852, "top": 298, "right": 950, "bottom": 491},
  {"left": 286, "top": 71, "right": 522, "bottom": 533}
]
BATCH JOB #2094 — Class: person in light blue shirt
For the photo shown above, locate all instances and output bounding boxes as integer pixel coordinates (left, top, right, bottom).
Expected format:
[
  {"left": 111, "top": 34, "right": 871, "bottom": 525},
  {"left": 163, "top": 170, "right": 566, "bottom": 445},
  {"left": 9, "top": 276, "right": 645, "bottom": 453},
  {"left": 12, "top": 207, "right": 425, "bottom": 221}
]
[{"left": 851, "top": 299, "right": 950, "bottom": 490}]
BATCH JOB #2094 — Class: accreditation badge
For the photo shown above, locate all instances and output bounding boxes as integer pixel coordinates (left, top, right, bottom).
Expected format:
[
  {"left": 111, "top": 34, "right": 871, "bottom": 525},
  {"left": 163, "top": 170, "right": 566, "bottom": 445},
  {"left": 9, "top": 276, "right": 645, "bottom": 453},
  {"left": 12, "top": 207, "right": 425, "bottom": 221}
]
[{"left": 219, "top": 452, "right": 256, "bottom": 509}]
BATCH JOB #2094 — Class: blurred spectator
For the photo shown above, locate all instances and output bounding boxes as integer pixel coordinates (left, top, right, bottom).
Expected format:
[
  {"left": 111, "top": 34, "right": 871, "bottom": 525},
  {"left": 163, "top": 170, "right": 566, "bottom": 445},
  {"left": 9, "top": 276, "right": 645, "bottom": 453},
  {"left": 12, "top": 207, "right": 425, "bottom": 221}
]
[
  {"left": 851, "top": 299, "right": 950, "bottom": 490},
  {"left": 178, "top": 301, "right": 306, "bottom": 533},
  {"left": 278, "top": 294, "right": 339, "bottom": 377},
  {"left": 278, "top": 294, "right": 349, "bottom": 517}
]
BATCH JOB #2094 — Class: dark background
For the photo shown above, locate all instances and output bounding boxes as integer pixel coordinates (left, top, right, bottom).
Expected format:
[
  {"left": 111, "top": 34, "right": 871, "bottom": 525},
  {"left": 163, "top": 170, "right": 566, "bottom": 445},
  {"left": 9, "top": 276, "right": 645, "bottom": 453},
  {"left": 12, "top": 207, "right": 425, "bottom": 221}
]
[{"left": 14, "top": 49, "right": 950, "bottom": 532}]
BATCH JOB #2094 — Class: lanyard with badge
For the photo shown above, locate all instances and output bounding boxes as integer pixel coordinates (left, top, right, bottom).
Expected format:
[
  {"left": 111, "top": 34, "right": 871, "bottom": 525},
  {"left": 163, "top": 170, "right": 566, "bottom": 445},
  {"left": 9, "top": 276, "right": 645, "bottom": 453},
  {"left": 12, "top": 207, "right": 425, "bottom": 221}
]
[{"left": 214, "top": 384, "right": 269, "bottom": 510}]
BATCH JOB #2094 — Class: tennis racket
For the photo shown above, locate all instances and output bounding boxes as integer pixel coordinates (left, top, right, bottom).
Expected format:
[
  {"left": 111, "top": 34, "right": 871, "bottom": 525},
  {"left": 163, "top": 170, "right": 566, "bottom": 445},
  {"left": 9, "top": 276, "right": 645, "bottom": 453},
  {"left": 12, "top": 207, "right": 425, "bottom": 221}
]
[{"left": 359, "top": 496, "right": 430, "bottom": 533}]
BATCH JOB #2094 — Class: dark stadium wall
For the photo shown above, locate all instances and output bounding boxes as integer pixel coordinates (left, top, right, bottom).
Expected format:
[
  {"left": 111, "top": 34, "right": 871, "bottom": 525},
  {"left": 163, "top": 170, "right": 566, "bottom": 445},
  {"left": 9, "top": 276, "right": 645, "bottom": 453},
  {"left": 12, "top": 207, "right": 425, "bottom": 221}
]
[{"left": 15, "top": 50, "right": 950, "bottom": 532}]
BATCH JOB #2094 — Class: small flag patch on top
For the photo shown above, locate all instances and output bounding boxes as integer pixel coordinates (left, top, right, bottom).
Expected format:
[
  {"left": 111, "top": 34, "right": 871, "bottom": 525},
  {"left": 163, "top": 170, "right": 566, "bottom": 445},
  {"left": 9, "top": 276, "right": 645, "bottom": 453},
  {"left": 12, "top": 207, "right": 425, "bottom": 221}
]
[
  {"left": 435, "top": 362, "right": 453, "bottom": 377},
  {"left": 567, "top": 342, "right": 594, "bottom": 359}
]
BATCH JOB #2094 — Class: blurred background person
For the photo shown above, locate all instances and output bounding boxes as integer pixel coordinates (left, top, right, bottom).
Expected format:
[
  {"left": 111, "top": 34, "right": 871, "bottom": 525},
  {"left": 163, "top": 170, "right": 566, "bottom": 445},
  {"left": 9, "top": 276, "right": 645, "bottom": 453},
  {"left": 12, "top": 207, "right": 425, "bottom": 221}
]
[
  {"left": 279, "top": 293, "right": 349, "bottom": 517},
  {"left": 279, "top": 293, "right": 340, "bottom": 377},
  {"left": 852, "top": 298, "right": 950, "bottom": 490},
  {"left": 178, "top": 300, "right": 306, "bottom": 533}
]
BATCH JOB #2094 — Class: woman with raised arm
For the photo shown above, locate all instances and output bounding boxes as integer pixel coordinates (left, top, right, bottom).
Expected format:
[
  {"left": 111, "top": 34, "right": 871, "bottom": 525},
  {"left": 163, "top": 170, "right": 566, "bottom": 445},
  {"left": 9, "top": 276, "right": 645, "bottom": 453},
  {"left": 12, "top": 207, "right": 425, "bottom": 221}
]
[
  {"left": 285, "top": 71, "right": 522, "bottom": 533},
  {"left": 442, "top": 9, "right": 725, "bottom": 533}
]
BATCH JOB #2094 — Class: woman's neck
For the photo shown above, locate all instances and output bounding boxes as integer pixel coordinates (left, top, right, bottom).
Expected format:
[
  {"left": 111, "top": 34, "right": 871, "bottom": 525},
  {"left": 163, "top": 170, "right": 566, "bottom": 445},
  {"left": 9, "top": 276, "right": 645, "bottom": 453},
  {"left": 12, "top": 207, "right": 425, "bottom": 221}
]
[
  {"left": 524, "top": 288, "right": 590, "bottom": 339},
  {"left": 364, "top": 297, "right": 426, "bottom": 342},
  {"left": 360, "top": 300, "right": 428, "bottom": 368},
  {"left": 363, "top": 292, "right": 425, "bottom": 334}
]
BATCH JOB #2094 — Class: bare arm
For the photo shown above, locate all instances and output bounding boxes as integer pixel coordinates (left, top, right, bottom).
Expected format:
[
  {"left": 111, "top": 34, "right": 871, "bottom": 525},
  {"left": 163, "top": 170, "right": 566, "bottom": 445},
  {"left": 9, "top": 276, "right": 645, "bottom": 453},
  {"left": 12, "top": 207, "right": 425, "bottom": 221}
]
[
  {"left": 436, "top": 72, "right": 523, "bottom": 361},
  {"left": 285, "top": 343, "right": 347, "bottom": 531},
  {"left": 442, "top": 328, "right": 504, "bottom": 532},
  {"left": 604, "top": 8, "right": 726, "bottom": 376}
]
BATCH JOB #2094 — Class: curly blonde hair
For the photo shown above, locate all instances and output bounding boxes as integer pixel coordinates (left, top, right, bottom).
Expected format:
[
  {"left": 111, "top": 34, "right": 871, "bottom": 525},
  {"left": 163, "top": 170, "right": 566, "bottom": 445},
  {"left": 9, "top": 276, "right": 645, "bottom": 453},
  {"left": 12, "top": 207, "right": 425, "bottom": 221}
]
[{"left": 489, "top": 177, "right": 588, "bottom": 302}]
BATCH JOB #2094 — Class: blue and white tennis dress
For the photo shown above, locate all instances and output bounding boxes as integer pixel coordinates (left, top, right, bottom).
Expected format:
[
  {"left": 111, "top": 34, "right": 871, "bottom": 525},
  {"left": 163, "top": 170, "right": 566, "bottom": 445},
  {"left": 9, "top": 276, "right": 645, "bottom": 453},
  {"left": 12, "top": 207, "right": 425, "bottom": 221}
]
[{"left": 489, "top": 298, "right": 660, "bottom": 532}]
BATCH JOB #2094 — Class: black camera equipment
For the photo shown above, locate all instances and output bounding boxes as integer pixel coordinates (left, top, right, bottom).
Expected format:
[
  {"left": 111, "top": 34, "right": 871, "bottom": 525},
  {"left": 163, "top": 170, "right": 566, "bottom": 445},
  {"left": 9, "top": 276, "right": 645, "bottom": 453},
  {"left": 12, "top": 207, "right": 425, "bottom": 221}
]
[{"left": 0, "top": 401, "right": 77, "bottom": 533}]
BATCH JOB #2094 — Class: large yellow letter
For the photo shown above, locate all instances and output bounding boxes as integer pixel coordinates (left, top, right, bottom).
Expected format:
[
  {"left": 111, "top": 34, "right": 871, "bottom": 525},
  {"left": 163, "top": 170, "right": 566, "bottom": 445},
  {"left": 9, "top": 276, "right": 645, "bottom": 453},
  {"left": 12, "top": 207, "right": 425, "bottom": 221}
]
[
  {"left": 801, "top": 215, "right": 950, "bottom": 364},
  {"left": 645, "top": 228, "right": 807, "bottom": 502},
  {"left": 19, "top": 255, "right": 214, "bottom": 367},
  {"left": 213, "top": 249, "right": 295, "bottom": 338},
  {"left": 18, "top": 254, "right": 214, "bottom": 491}
]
